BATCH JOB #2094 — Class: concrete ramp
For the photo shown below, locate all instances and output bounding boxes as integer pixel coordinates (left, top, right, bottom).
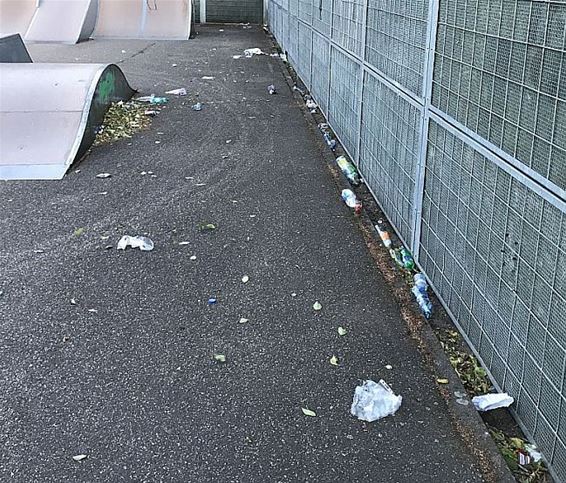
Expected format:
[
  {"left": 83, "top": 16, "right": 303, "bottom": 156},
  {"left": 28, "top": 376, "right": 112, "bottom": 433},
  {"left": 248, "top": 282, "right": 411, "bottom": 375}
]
[
  {"left": 0, "top": 0, "right": 36, "bottom": 38},
  {"left": 93, "top": 0, "right": 191, "bottom": 39},
  {"left": 0, "top": 34, "right": 32, "bottom": 62},
  {"left": 0, "top": 63, "right": 135, "bottom": 180},
  {"left": 25, "top": 0, "right": 98, "bottom": 43}
]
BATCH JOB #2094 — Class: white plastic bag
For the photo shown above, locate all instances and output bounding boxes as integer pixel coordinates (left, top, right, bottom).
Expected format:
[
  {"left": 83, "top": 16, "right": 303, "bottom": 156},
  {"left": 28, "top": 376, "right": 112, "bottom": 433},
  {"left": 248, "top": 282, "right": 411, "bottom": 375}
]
[
  {"left": 471, "top": 393, "right": 514, "bottom": 411},
  {"left": 351, "top": 380, "right": 402, "bottom": 422},
  {"left": 117, "top": 235, "right": 154, "bottom": 252}
]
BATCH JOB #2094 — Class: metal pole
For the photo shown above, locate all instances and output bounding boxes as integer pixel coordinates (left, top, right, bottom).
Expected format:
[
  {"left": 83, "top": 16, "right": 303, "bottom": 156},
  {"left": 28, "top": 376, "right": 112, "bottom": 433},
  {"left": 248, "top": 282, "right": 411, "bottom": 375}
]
[{"left": 200, "top": 0, "right": 206, "bottom": 23}]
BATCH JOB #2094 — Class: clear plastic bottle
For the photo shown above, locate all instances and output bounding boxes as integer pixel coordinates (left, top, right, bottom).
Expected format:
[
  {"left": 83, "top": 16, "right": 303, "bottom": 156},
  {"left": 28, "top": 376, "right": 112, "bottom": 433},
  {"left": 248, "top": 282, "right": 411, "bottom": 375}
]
[
  {"left": 412, "top": 273, "right": 433, "bottom": 318},
  {"left": 341, "top": 189, "right": 362, "bottom": 215},
  {"left": 336, "top": 156, "right": 360, "bottom": 186},
  {"left": 375, "top": 220, "right": 392, "bottom": 248}
]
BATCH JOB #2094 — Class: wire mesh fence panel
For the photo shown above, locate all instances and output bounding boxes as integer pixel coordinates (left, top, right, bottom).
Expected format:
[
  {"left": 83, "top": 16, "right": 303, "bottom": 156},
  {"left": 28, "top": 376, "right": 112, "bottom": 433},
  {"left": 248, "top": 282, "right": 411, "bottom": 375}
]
[
  {"left": 332, "top": 0, "right": 366, "bottom": 57},
  {"left": 360, "top": 71, "right": 422, "bottom": 245},
  {"left": 297, "top": 21, "right": 313, "bottom": 89},
  {"left": 329, "top": 46, "right": 362, "bottom": 159},
  {"left": 312, "top": 0, "right": 333, "bottom": 36},
  {"left": 433, "top": 0, "right": 566, "bottom": 193},
  {"left": 311, "top": 31, "right": 331, "bottom": 115},
  {"left": 289, "top": 0, "right": 298, "bottom": 17},
  {"left": 298, "top": 0, "right": 313, "bottom": 24},
  {"left": 421, "top": 119, "right": 566, "bottom": 472},
  {"left": 287, "top": 16, "right": 300, "bottom": 65},
  {"left": 366, "top": 0, "right": 430, "bottom": 98}
]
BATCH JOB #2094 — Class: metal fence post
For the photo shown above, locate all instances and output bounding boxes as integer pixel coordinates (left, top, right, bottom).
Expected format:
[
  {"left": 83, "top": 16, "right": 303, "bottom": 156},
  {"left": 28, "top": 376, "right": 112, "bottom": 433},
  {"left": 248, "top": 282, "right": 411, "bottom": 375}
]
[
  {"left": 410, "top": 0, "right": 440, "bottom": 261},
  {"left": 354, "top": 0, "right": 369, "bottom": 167}
]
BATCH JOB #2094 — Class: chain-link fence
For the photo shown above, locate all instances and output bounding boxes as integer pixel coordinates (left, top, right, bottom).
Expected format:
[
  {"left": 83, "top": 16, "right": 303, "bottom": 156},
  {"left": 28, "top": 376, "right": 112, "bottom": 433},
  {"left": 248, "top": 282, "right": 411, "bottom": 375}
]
[{"left": 267, "top": 0, "right": 566, "bottom": 479}]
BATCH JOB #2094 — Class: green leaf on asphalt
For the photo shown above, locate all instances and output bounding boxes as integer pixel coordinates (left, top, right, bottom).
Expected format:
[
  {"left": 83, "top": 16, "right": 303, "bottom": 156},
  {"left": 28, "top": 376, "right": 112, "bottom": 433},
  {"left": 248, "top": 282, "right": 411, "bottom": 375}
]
[
  {"left": 301, "top": 407, "right": 316, "bottom": 417},
  {"left": 199, "top": 223, "right": 216, "bottom": 231},
  {"left": 313, "top": 301, "right": 322, "bottom": 311},
  {"left": 337, "top": 327, "right": 347, "bottom": 336},
  {"left": 213, "top": 354, "right": 226, "bottom": 362},
  {"left": 73, "top": 227, "right": 85, "bottom": 236}
]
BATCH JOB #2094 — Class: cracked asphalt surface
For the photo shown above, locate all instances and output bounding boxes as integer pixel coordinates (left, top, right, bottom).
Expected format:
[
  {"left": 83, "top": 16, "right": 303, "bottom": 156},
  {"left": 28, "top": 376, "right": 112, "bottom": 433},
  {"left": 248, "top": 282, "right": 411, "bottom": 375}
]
[{"left": 0, "top": 26, "right": 484, "bottom": 482}]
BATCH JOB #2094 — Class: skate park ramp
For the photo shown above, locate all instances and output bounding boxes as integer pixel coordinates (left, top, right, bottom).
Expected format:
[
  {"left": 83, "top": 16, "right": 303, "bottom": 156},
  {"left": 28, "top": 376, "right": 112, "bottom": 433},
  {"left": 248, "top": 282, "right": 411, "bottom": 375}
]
[
  {"left": 0, "top": 63, "right": 135, "bottom": 180},
  {"left": 25, "top": 0, "right": 98, "bottom": 44},
  {"left": 0, "top": 34, "right": 32, "bottom": 62},
  {"left": 0, "top": 0, "right": 36, "bottom": 38},
  {"left": 93, "top": 0, "right": 192, "bottom": 39}
]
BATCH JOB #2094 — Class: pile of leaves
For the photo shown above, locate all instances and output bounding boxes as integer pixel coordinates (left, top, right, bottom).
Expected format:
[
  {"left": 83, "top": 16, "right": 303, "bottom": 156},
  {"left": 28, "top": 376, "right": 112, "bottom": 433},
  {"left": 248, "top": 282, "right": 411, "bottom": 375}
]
[
  {"left": 488, "top": 426, "right": 549, "bottom": 483},
  {"left": 437, "top": 328, "right": 492, "bottom": 396},
  {"left": 95, "top": 101, "right": 154, "bottom": 145}
]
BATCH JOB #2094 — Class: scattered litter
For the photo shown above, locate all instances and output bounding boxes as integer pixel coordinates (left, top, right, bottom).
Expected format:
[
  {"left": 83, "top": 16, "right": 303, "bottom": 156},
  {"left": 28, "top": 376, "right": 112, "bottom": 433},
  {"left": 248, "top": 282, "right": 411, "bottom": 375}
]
[
  {"left": 195, "top": 183, "right": 206, "bottom": 187},
  {"left": 241, "top": 275, "right": 249, "bottom": 283},
  {"left": 98, "top": 192, "right": 108, "bottom": 195},
  {"left": 189, "top": 255, "right": 197, "bottom": 260},
  {"left": 155, "top": 140, "right": 161, "bottom": 144},
  {"left": 301, "top": 408, "right": 316, "bottom": 417},
  {"left": 232, "top": 55, "right": 242, "bottom": 59},
  {"left": 454, "top": 391, "right": 467, "bottom": 398},
  {"left": 244, "top": 48, "right": 265, "bottom": 58},
  {"left": 75, "top": 169, "right": 81, "bottom": 174},
  {"left": 208, "top": 298, "right": 217, "bottom": 305},
  {"left": 121, "top": 49, "right": 127, "bottom": 53},
  {"left": 62, "top": 335, "right": 70, "bottom": 342},
  {"left": 136, "top": 95, "right": 168, "bottom": 104},
  {"left": 293, "top": 85, "right": 305, "bottom": 95},
  {"left": 70, "top": 298, "right": 77, "bottom": 305},
  {"left": 165, "top": 88, "right": 187, "bottom": 96},
  {"left": 291, "top": 292, "right": 297, "bottom": 297},
  {"left": 202, "top": 76, "right": 215, "bottom": 80},
  {"left": 172, "top": 63, "right": 178, "bottom": 67},
  {"left": 341, "top": 189, "right": 362, "bottom": 215},
  {"left": 96, "top": 173, "right": 112, "bottom": 179},
  {"left": 141, "top": 171, "right": 147, "bottom": 175},
  {"left": 199, "top": 223, "right": 216, "bottom": 231},
  {"left": 390, "top": 247, "right": 415, "bottom": 270},
  {"left": 338, "top": 327, "right": 347, "bottom": 336},
  {"left": 375, "top": 220, "right": 391, "bottom": 248},
  {"left": 117, "top": 235, "right": 154, "bottom": 252},
  {"left": 330, "top": 355, "right": 339, "bottom": 366},
  {"left": 351, "top": 380, "right": 402, "bottom": 422},
  {"left": 0, "top": 291, "right": 3, "bottom": 297},
  {"left": 313, "top": 301, "right": 322, "bottom": 311},
  {"left": 336, "top": 156, "right": 361, "bottom": 186},
  {"left": 226, "top": 139, "right": 232, "bottom": 144},
  {"left": 412, "top": 273, "right": 433, "bottom": 319},
  {"left": 306, "top": 99, "right": 317, "bottom": 110},
  {"left": 471, "top": 393, "right": 514, "bottom": 411},
  {"left": 178, "top": 241, "right": 190, "bottom": 246},
  {"left": 33, "top": 249, "right": 44, "bottom": 254},
  {"left": 72, "top": 454, "right": 87, "bottom": 462},
  {"left": 279, "top": 53, "right": 288, "bottom": 62},
  {"left": 88, "top": 309, "right": 98, "bottom": 313},
  {"left": 219, "top": 29, "right": 224, "bottom": 32},
  {"left": 524, "top": 444, "right": 542, "bottom": 463},
  {"left": 267, "top": 84, "right": 276, "bottom": 95},
  {"left": 95, "top": 100, "right": 156, "bottom": 145},
  {"left": 456, "top": 398, "right": 469, "bottom": 406},
  {"left": 214, "top": 354, "right": 226, "bottom": 362},
  {"left": 385, "top": 364, "right": 393, "bottom": 370},
  {"left": 239, "top": 318, "right": 249, "bottom": 324},
  {"left": 73, "top": 227, "right": 85, "bottom": 237},
  {"left": 437, "top": 378, "right": 449, "bottom": 384},
  {"left": 318, "top": 123, "right": 337, "bottom": 151},
  {"left": 192, "top": 102, "right": 203, "bottom": 111},
  {"left": 144, "top": 110, "right": 158, "bottom": 117}
]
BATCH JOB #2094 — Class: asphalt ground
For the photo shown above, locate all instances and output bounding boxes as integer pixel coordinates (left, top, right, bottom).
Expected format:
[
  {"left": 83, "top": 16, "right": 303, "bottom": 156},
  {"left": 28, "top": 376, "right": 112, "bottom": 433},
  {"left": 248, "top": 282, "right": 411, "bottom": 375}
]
[{"left": 0, "top": 25, "right": 487, "bottom": 482}]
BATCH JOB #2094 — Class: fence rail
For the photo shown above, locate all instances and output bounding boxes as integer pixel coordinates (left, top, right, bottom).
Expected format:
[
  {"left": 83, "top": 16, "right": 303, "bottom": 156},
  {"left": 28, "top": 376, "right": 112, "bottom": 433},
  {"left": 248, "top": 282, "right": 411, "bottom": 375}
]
[{"left": 267, "top": 0, "right": 566, "bottom": 480}]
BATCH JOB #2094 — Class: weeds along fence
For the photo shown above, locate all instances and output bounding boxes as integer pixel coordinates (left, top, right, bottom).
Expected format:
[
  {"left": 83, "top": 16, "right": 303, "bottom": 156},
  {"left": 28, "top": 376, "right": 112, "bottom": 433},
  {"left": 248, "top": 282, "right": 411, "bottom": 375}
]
[{"left": 267, "top": 0, "right": 566, "bottom": 479}]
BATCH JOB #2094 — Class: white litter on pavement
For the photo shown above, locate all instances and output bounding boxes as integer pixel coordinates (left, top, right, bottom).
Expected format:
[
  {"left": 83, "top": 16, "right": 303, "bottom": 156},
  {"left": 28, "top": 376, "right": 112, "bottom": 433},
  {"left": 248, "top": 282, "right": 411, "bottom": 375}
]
[
  {"left": 165, "top": 88, "right": 187, "bottom": 96},
  {"left": 117, "top": 236, "right": 154, "bottom": 252},
  {"left": 351, "top": 380, "right": 402, "bottom": 422}
]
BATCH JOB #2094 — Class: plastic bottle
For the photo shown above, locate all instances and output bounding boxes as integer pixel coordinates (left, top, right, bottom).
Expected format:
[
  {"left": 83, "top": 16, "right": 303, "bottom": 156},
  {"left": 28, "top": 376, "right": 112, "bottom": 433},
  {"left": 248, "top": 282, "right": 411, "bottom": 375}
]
[
  {"left": 137, "top": 95, "right": 169, "bottom": 105},
  {"left": 341, "top": 189, "right": 362, "bottom": 215},
  {"left": 412, "top": 273, "right": 433, "bottom": 318},
  {"left": 336, "top": 156, "right": 361, "bottom": 186},
  {"left": 319, "top": 124, "right": 337, "bottom": 151},
  {"left": 390, "top": 248, "right": 415, "bottom": 270},
  {"left": 268, "top": 84, "right": 276, "bottom": 95},
  {"left": 375, "top": 220, "right": 391, "bottom": 248}
]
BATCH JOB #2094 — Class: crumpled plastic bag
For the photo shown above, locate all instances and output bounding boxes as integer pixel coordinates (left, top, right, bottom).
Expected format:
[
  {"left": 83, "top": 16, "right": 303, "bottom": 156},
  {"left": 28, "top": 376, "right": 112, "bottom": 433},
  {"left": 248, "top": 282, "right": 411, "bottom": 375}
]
[
  {"left": 471, "top": 393, "right": 514, "bottom": 411},
  {"left": 351, "top": 380, "right": 402, "bottom": 422},
  {"left": 244, "top": 48, "right": 265, "bottom": 58},
  {"left": 117, "top": 235, "right": 154, "bottom": 252}
]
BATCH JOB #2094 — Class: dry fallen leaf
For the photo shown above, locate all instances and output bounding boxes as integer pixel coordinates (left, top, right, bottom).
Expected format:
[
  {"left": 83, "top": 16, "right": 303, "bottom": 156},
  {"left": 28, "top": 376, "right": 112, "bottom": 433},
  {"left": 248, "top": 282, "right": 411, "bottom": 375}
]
[
  {"left": 313, "top": 301, "right": 322, "bottom": 311},
  {"left": 330, "top": 355, "right": 339, "bottom": 366},
  {"left": 301, "top": 407, "right": 316, "bottom": 417},
  {"left": 337, "top": 327, "right": 347, "bottom": 336},
  {"left": 437, "top": 378, "right": 449, "bottom": 384}
]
